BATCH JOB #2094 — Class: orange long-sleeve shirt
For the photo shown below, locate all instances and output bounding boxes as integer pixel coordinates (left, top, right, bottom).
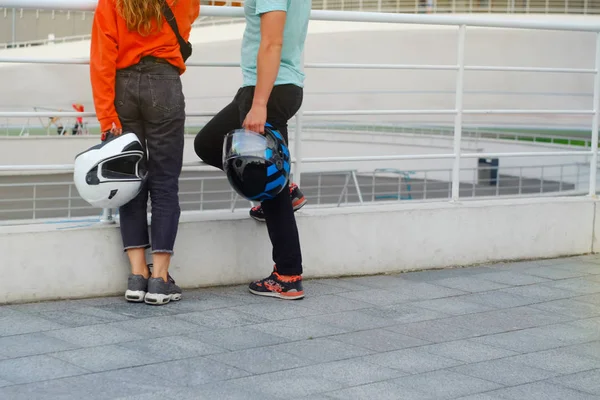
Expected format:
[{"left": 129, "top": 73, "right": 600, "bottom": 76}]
[{"left": 90, "top": 0, "right": 199, "bottom": 132}]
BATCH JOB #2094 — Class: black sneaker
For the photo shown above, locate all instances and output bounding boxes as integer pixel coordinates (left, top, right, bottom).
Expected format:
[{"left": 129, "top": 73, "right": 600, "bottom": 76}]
[
  {"left": 125, "top": 274, "right": 149, "bottom": 303},
  {"left": 124, "top": 264, "right": 152, "bottom": 303},
  {"left": 249, "top": 183, "right": 307, "bottom": 222},
  {"left": 144, "top": 274, "right": 182, "bottom": 305},
  {"left": 249, "top": 267, "right": 304, "bottom": 300}
]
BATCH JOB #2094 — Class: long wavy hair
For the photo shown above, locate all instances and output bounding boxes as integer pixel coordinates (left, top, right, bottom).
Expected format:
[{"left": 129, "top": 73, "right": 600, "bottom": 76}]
[{"left": 116, "top": 0, "right": 177, "bottom": 36}]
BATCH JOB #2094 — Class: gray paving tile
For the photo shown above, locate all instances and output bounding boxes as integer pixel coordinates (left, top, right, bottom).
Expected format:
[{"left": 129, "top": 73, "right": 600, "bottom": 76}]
[
  {"left": 93, "top": 302, "right": 180, "bottom": 319},
  {"left": 574, "top": 293, "right": 600, "bottom": 305},
  {"left": 302, "top": 280, "right": 352, "bottom": 296},
  {"left": 471, "top": 330, "right": 568, "bottom": 353},
  {"left": 411, "top": 297, "right": 497, "bottom": 316},
  {"left": 520, "top": 266, "right": 591, "bottom": 280},
  {"left": 335, "top": 283, "right": 466, "bottom": 306},
  {"left": 391, "top": 370, "right": 503, "bottom": 399},
  {"left": 310, "top": 277, "right": 374, "bottom": 291},
  {"left": 286, "top": 358, "right": 407, "bottom": 386},
  {"left": 528, "top": 298, "right": 600, "bottom": 319},
  {"left": 550, "top": 369, "right": 600, "bottom": 395},
  {"left": 24, "top": 309, "right": 118, "bottom": 328},
  {"left": 50, "top": 344, "right": 161, "bottom": 372},
  {"left": 0, "top": 379, "right": 12, "bottom": 388},
  {"left": 562, "top": 342, "right": 600, "bottom": 361},
  {"left": 304, "top": 310, "right": 399, "bottom": 331},
  {"left": 505, "top": 348, "right": 600, "bottom": 374},
  {"left": 207, "top": 346, "right": 313, "bottom": 374},
  {"left": 135, "top": 356, "right": 251, "bottom": 387},
  {"left": 186, "top": 325, "right": 289, "bottom": 351},
  {"left": 474, "top": 270, "right": 552, "bottom": 286},
  {"left": 387, "top": 318, "right": 485, "bottom": 343},
  {"left": 162, "top": 292, "right": 247, "bottom": 313},
  {"left": 118, "top": 335, "right": 227, "bottom": 361},
  {"left": 450, "top": 358, "right": 562, "bottom": 386},
  {"left": 251, "top": 318, "right": 349, "bottom": 341},
  {"left": 420, "top": 339, "right": 519, "bottom": 363},
  {"left": 230, "top": 301, "right": 322, "bottom": 321},
  {"left": 362, "top": 347, "right": 464, "bottom": 373},
  {"left": 295, "top": 294, "right": 374, "bottom": 314},
  {"left": 174, "top": 308, "right": 269, "bottom": 329},
  {"left": 228, "top": 368, "right": 345, "bottom": 397},
  {"left": 497, "top": 284, "right": 577, "bottom": 302},
  {"left": 430, "top": 276, "right": 511, "bottom": 293},
  {"left": 524, "top": 322, "right": 600, "bottom": 346},
  {"left": 358, "top": 303, "right": 449, "bottom": 324},
  {"left": 454, "top": 394, "right": 509, "bottom": 400},
  {"left": 44, "top": 324, "right": 145, "bottom": 347},
  {"left": 0, "top": 332, "right": 79, "bottom": 358},
  {"left": 488, "top": 381, "right": 600, "bottom": 400},
  {"left": 554, "top": 262, "right": 600, "bottom": 275},
  {"left": 323, "top": 380, "right": 436, "bottom": 400},
  {"left": 269, "top": 337, "right": 374, "bottom": 363},
  {"left": 114, "top": 388, "right": 205, "bottom": 400},
  {"left": 329, "top": 328, "right": 429, "bottom": 352},
  {"left": 400, "top": 267, "right": 489, "bottom": 282},
  {"left": 545, "top": 277, "right": 600, "bottom": 295},
  {"left": 105, "top": 315, "right": 205, "bottom": 337},
  {"left": 0, "top": 355, "right": 89, "bottom": 384},
  {"left": 66, "top": 306, "right": 133, "bottom": 322},
  {"left": 0, "top": 312, "right": 64, "bottom": 337},
  {"left": 442, "top": 306, "right": 574, "bottom": 336},
  {"left": 456, "top": 291, "right": 539, "bottom": 309}
]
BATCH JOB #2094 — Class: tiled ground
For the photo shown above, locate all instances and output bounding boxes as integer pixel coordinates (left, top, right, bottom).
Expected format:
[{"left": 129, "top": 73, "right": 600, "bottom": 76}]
[{"left": 1, "top": 256, "right": 600, "bottom": 399}]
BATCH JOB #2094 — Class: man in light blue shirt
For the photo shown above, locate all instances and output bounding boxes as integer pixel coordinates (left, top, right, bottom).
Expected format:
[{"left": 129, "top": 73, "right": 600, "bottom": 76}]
[
  {"left": 241, "top": 0, "right": 311, "bottom": 88},
  {"left": 194, "top": 0, "right": 312, "bottom": 300}
]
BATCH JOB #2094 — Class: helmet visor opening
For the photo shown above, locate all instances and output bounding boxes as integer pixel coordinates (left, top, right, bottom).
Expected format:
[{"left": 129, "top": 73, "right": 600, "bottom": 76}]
[
  {"left": 100, "top": 153, "right": 143, "bottom": 180},
  {"left": 223, "top": 129, "right": 268, "bottom": 162}
]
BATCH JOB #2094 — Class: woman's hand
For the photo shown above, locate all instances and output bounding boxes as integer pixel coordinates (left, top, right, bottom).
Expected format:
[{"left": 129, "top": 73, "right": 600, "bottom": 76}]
[
  {"left": 242, "top": 104, "right": 267, "bottom": 134},
  {"left": 101, "top": 122, "right": 123, "bottom": 141}
]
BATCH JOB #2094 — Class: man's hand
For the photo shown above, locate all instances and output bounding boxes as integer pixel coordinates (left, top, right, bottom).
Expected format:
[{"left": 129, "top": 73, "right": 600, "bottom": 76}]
[
  {"left": 100, "top": 122, "right": 123, "bottom": 141},
  {"left": 242, "top": 104, "right": 267, "bottom": 134}
]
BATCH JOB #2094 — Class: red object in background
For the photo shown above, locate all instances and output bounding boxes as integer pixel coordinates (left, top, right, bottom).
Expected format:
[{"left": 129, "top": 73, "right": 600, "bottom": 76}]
[{"left": 72, "top": 103, "right": 84, "bottom": 124}]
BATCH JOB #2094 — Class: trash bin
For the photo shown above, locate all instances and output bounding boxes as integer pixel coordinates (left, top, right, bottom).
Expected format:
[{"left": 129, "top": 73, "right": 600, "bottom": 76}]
[{"left": 478, "top": 158, "right": 499, "bottom": 186}]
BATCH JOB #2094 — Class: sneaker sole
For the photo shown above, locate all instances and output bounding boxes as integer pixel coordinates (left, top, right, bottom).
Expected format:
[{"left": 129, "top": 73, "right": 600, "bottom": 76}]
[
  {"left": 125, "top": 290, "right": 146, "bottom": 303},
  {"left": 248, "top": 288, "right": 305, "bottom": 300},
  {"left": 144, "top": 292, "right": 182, "bottom": 305},
  {"left": 250, "top": 197, "right": 308, "bottom": 222}
]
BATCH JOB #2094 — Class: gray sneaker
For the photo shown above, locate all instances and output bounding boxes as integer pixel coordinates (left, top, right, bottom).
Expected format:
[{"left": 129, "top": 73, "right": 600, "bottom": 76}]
[
  {"left": 125, "top": 274, "right": 149, "bottom": 303},
  {"left": 144, "top": 275, "right": 182, "bottom": 305}
]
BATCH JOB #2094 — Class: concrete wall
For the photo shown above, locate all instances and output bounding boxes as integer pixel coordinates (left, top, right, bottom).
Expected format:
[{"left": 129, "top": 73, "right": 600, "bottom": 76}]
[
  {"left": 0, "top": 196, "right": 595, "bottom": 304},
  {"left": 1, "top": 17, "right": 598, "bottom": 129}
]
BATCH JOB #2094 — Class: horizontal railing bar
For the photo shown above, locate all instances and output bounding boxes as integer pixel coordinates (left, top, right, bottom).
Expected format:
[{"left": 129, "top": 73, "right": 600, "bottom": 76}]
[
  {"left": 465, "top": 66, "right": 597, "bottom": 74},
  {"left": 3, "top": 4, "right": 600, "bottom": 32},
  {"left": 1, "top": 57, "right": 593, "bottom": 75},
  {"left": 2, "top": 109, "right": 591, "bottom": 119}
]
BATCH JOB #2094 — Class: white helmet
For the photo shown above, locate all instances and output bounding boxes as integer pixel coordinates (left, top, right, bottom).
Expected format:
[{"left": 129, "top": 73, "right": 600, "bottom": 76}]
[{"left": 73, "top": 132, "right": 147, "bottom": 208}]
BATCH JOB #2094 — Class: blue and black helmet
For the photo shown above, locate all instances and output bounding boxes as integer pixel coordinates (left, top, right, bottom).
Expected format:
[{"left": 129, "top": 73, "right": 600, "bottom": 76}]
[{"left": 222, "top": 123, "right": 291, "bottom": 202}]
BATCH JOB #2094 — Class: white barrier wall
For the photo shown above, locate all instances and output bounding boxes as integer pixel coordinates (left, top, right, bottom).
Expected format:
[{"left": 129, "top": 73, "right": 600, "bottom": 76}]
[{"left": 0, "top": 196, "right": 595, "bottom": 304}]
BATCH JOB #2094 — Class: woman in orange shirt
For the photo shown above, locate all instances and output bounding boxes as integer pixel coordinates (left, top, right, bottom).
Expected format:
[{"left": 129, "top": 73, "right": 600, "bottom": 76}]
[{"left": 90, "top": 0, "right": 199, "bottom": 305}]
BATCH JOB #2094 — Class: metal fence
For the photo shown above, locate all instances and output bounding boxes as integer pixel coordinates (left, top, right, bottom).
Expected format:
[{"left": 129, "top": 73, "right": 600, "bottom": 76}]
[
  {"left": 2, "top": 0, "right": 600, "bottom": 48},
  {"left": 0, "top": 3, "right": 598, "bottom": 224},
  {"left": 0, "top": 162, "right": 588, "bottom": 224}
]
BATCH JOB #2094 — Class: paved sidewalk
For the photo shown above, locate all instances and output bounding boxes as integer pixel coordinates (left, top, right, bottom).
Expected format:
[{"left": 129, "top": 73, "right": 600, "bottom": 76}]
[{"left": 0, "top": 257, "right": 599, "bottom": 399}]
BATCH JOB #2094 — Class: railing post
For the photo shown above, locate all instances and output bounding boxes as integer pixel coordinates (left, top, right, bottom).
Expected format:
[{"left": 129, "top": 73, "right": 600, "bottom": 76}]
[
  {"left": 451, "top": 24, "right": 467, "bottom": 202},
  {"left": 100, "top": 208, "right": 114, "bottom": 224},
  {"left": 589, "top": 32, "right": 600, "bottom": 197}
]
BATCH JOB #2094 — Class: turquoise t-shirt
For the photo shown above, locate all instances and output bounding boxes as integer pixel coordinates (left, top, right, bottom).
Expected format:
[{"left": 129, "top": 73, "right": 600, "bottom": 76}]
[{"left": 240, "top": 0, "right": 311, "bottom": 88}]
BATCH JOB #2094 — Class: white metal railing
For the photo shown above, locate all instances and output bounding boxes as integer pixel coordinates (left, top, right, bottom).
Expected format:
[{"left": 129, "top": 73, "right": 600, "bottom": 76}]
[
  {"left": 0, "top": 4, "right": 599, "bottom": 223},
  {"left": 0, "top": 162, "right": 591, "bottom": 224}
]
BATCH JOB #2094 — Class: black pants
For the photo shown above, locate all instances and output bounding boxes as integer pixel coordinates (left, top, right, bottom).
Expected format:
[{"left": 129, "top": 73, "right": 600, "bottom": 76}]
[
  {"left": 115, "top": 56, "right": 186, "bottom": 254},
  {"left": 194, "top": 84, "right": 303, "bottom": 275}
]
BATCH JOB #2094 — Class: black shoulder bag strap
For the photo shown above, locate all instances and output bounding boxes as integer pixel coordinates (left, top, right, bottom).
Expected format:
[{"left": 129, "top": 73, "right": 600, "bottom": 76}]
[{"left": 161, "top": 1, "right": 193, "bottom": 62}]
